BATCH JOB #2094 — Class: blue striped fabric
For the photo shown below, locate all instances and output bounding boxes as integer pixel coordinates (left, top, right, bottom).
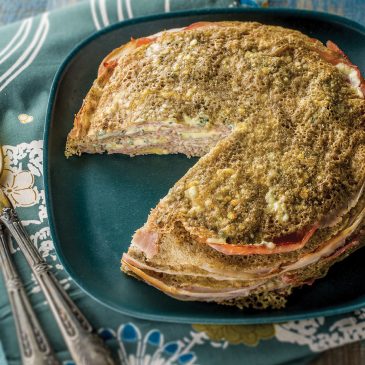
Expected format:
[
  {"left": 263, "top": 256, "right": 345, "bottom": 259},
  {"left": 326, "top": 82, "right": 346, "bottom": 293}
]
[
  {"left": 0, "top": 1, "right": 364, "bottom": 365},
  {"left": 0, "top": 0, "right": 272, "bottom": 25}
]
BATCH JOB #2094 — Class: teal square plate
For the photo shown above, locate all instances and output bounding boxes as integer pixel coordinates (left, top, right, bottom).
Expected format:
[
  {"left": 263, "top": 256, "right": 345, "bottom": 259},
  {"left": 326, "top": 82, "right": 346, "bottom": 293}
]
[{"left": 44, "top": 8, "right": 365, "bottom": 324}]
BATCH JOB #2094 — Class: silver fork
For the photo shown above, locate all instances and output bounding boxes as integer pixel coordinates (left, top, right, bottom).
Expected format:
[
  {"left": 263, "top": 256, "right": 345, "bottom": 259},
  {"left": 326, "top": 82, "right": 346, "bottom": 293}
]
[
  {"left": 0, "top": 146, "right": 116, "bottom": 365},
  {"left": 0, "top": 224, "right": 60, "bottom": 365}
]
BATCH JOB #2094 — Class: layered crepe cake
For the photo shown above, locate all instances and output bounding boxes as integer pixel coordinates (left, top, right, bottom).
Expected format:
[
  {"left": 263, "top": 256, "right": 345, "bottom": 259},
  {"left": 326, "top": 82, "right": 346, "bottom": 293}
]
[{"left": 65, "top": 21, "right": 365, "bottom": 309}]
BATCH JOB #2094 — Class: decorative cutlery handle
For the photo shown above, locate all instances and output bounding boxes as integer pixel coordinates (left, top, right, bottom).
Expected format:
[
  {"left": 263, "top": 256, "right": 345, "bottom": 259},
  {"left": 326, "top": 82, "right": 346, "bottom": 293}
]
[
  {"left": 0, "top": 208, "right": 116, "bottom": 365},
  {"left": 0, "top": 225, "right": 60, "bottom": 365}
]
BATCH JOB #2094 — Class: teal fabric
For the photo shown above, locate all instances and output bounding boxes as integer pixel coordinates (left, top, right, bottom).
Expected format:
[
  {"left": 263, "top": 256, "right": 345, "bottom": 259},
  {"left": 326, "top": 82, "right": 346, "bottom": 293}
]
[{"left": 0, "top": 1, "right": 364, "bottom": 364}]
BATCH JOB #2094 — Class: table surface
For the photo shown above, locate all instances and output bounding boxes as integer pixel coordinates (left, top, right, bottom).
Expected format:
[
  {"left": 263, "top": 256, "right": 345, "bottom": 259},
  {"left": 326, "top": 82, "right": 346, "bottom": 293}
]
[{"left": 0, "top": 0, "right": 364, "bottom": 364}]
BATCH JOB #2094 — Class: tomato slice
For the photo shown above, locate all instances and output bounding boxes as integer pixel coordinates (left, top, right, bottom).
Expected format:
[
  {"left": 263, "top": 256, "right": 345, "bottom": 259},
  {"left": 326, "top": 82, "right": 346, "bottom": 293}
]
[
  {"left": 102, "top": 59, "right": 118, "bottom": 70},
  {"left": 133, "top": 36, "right": 157, "bottom": 47},
  {"left": 207, "top": 225, "right": 318, "bottom": 255}
]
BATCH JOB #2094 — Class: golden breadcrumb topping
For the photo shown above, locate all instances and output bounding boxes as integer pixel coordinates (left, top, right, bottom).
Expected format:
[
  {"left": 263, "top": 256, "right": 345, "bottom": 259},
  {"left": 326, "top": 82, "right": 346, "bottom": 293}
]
[
  {"left": 159, "top": 107, "right": 364, "bottom": 243},
  {"left": 66, "top": 22, "right": 364, "bottom": 157},
  {"left": 67, "top": 21, "right": 365, "bottom": 244}
]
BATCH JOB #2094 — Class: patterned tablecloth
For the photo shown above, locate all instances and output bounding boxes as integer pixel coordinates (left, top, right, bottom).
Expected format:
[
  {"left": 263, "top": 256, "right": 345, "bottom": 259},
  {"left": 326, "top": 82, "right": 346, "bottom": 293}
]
[{"left": 0, "top": 1, "right": 365, "bottom": 364}]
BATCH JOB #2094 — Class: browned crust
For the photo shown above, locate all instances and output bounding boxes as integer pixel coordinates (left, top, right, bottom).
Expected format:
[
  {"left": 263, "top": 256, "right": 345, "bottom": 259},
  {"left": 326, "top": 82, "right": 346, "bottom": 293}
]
[
  {"left": 65, "top": 21, "right": 365, "bottom": 159},
  {"left": 67, "top": 65, "right": 116, "bottom": 140},
  {"left": 66, "top": 22, "right": 243, "bottom": 156},
  {"left": 121, "top": 225, "right": 365, "bottom": 309},
  {"left": 65, "top": 21, "right": 339, "bottom": 157}
]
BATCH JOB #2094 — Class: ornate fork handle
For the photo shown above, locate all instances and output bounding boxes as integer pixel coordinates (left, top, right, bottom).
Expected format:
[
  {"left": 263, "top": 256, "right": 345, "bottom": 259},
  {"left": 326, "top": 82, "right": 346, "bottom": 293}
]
[
  {"left": 0, "top": 224, "right": 60, "bottom": 365},
  {"left": 0, "top": 208, "right": 116, "bottom": 365}
]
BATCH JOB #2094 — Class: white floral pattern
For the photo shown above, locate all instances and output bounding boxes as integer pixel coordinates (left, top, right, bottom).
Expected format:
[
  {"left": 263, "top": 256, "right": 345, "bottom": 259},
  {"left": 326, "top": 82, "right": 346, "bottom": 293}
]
[
  {"left": 0, "top": 169, "right": 39, "bottom": 207},
  {"left": 1, "top": 141, "right": 70, "bottom": 296},
  {"left": 2, "top": 142, "right": 47, "bottom": 226},
  {"left": 30, "top": 227, "right": 55, "bottom": 261},
  {"left": 103, "top": 323, "right": 202, "bottom": 365},
  {"left": 3, "top": 140, "right": 43, "bottom": 177},
  {"left": 275, "top": 309, "right": 365, "bottom": 352}
]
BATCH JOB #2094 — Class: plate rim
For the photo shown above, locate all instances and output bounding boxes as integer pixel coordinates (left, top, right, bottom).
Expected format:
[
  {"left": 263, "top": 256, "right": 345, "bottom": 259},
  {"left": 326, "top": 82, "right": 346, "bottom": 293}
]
[{"left": 44, "top": 7, "right": 365, "bottom": 324}]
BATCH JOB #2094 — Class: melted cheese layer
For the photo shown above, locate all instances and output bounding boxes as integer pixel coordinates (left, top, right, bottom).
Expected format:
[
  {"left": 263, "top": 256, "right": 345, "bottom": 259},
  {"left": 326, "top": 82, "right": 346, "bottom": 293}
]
[{"left": 336, "top": 62, "right": 363, "bottom": 97}]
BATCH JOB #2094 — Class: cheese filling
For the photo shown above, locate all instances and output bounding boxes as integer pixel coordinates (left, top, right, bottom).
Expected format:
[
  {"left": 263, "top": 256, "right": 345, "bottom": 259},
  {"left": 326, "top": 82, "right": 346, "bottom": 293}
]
[
  {"left": 265, "top": 189, "right": 289, "bottom": 222},
  {"left": 92, "top": 120, "right": 224, "bottom": 140},
  {"left": 336, "top": 62, "right": 364, "bottom": 97}
]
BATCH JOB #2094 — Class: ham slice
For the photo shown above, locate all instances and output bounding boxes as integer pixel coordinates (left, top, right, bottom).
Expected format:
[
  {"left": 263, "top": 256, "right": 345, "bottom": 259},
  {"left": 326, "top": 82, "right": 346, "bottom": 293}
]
[
  {"left": 184, "top": 22, "right": 216, "bottom": 30},
  {"left": 280, "top": 235, "right": 362, "bottom": 285},
  {"left": 281, "top": 207, "right": 365, "bottom": 272},
  {"left": 122, "top": 253, "right": 276, "bottom": 281},
  {"left": 122, "top": 206, "right": 365, "bottom": 302},
  {"left": 321, "top": 237, "right": 360, "bottom": 262},
  {"left": 123, "top": 226, "right": 364, "bottom": 302},
  {"left": 122, "top": 258, "right": 270, "bottom": 301},
  {"left": 131, "top": 227, "right": 159, "bottom": 259},
  {"left": 122, "top": 257, "right": 327, "bottom": 302}
]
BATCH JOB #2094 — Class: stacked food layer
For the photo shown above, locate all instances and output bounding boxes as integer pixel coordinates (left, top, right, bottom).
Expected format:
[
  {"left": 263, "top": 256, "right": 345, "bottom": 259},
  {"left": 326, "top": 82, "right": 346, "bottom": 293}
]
[{"left": 66, "top": 22, "right": 365, "bottom": 309}]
